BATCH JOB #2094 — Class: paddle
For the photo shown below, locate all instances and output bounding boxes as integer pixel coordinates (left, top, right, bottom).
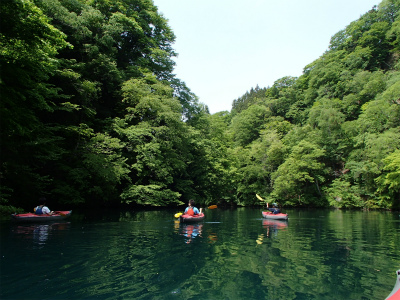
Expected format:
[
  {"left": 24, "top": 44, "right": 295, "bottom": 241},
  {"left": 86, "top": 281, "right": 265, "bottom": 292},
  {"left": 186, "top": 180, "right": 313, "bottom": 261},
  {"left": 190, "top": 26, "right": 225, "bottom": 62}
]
[
  {"left": 256, "top": 194, "right": 264, "bottom": 201},
  {"left": 174, "top": 212, "right": 183, "bottom": 218},
  {"left": 256, "top": 194, "right": 269, "bottom": 205},
  {"left": 256, "top": 194, "right": 272, "bottom": 210},
  {"left": 54, "top": 211, "right": 66, "bottom": 216},
  {"left": 208, "top": 205, "right": 217, "bottom": 209}
]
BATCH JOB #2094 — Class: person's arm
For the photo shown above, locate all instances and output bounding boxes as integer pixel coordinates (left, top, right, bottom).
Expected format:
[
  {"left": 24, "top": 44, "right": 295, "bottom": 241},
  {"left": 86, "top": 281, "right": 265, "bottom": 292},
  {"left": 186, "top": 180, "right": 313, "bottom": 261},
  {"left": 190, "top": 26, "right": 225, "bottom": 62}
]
[{"left": 43, "top": 206, "right": 54, "bottom": 215}]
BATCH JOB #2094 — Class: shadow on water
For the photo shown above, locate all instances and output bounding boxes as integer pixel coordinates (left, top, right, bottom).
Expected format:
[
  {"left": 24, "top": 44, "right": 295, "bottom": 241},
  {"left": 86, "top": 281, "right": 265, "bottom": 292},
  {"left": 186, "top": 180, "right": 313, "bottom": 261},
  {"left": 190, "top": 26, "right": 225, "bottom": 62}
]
[{"left": 0, "top": 207, "right": 399, "bottom": 300}]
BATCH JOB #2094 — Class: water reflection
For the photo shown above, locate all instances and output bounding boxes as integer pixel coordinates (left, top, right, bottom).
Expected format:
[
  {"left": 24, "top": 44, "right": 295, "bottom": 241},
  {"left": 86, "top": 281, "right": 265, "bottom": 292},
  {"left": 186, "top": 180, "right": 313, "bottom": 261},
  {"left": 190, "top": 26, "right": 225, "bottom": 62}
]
[
  {"left": 179, "top": 223, "right": 203, "bottom": 244},
  {"left": 11, "top": 222, "right": 70, "bottom": 246},
  {"left": 262, "top": 219, "right": 288, "bottom": 238}
]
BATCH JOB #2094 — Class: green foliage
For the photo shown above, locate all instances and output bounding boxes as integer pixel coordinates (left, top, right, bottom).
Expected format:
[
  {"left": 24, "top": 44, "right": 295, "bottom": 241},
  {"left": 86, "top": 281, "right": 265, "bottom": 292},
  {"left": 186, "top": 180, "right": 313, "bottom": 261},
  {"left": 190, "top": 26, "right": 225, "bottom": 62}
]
[
  {"left": 2, "top": 0, "right": 399, "bottom": 210},
  {"left": 271, "top": 141, "right": 327, "bottom": 206},
  {"left": 324, "top": 178, "right": 363, "bottom": 208},
  {"left": 0, "top": 205, "right": 25, "bottom": 216},
  {"left": 0, "top": 0, "right": 68, "bottom": 134},
  {"left": 0, "top": 0, "right": 195, "bottom": 209},
  {"left": 224, "top": 0, "right": 400, "bottom": 208},
  {"left": 121, "top": 184, "right": 182, "bottom": 206},
  {"left": 0, "top": 0, "right": 70, "bottom": 207},
  {"left": 265, "top": 76, "right": 299, "bottom": 120},
  {"left": 230, "top": 105, "right": 271, "bottom": 147},
  {"left": 232, "top": 85, "right": 268, "bottom": 113},
  {"left": 375, "top": 150, "right": 400, "bottom": 209}
]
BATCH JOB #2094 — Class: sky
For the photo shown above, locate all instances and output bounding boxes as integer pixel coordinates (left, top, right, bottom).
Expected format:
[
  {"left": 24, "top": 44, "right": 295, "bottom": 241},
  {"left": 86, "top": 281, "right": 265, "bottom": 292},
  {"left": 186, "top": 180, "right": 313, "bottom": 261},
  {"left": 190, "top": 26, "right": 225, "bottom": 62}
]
[{"left": 153, "top": 0, "right": 381, "bottom": 114}]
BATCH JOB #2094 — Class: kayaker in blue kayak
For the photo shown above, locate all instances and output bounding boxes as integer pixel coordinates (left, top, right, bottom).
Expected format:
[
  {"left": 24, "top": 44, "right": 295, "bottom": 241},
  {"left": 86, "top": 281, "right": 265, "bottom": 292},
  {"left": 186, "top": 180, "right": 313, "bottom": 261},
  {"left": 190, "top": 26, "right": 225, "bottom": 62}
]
[
  {"left": 184, "top": 199, "right": 202, "bottom": 216},
  {"left": 266, "top": 203, "right": 281, "bottom": 214}
]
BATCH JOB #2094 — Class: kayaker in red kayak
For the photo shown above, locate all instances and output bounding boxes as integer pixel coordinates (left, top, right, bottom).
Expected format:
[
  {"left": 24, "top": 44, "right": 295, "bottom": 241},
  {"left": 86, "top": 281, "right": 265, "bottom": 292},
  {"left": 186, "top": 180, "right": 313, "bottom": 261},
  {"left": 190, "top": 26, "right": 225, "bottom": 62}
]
[
  {"left": 266, "top": 203, "right": 281, "bottom": 214},
  {"left": 184, "top": 199, "right": 203, "bottom": 216},
  {"left": 34, "top": 197, "right": 54, "bottom": 215}
]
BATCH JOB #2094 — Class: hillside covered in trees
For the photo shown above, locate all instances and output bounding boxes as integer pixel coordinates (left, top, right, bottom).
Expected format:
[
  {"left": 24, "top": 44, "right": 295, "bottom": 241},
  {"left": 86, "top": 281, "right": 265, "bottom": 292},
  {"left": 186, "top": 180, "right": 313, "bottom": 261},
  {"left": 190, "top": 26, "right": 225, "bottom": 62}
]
[{"left": 1, "top": 0, "right": 399, "bottom": 213}]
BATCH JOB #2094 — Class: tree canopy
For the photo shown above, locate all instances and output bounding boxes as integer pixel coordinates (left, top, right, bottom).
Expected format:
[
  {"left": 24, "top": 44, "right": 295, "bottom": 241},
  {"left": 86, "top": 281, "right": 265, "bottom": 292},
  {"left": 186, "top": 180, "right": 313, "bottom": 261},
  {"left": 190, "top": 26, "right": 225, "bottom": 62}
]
[{"left": 1, "top": 0, "right": 399, "bottom": 212}]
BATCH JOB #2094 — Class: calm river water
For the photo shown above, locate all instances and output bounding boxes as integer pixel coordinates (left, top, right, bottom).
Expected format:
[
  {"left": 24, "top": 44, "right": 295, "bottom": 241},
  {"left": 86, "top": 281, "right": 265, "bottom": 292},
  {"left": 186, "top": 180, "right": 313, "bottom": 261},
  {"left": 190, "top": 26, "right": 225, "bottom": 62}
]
[{"left": 1, "top": 208, "right": 399, "bottom": 300}]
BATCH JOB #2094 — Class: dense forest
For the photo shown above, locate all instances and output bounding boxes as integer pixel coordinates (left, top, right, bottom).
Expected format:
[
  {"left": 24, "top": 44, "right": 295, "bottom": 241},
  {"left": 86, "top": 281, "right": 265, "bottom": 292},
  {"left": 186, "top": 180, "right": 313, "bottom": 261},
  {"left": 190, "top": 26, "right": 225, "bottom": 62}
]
[{"left": 1, "top": 0, "right": 399, "bottom": 214}]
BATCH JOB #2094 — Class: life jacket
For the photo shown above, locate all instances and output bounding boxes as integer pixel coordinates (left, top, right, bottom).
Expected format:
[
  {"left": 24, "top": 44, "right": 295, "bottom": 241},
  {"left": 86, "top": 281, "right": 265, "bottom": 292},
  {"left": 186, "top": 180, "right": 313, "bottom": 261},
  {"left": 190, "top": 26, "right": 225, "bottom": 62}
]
[
  {"left": 187, "top": 207, "right": 194, "bottom": 216},
  {"left": 35, "top": 206, "right": 43, "bottom": 215}
]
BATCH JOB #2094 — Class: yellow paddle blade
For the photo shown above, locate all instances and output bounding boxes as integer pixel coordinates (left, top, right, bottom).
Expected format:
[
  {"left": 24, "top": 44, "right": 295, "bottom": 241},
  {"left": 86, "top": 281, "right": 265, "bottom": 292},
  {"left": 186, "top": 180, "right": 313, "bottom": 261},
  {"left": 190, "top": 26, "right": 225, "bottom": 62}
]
[
  {"left": 174, "top": 212, "right": 183, "bottom": 218},
  {"left": 208, "top": 205, "right": 217, "bottom": 209},
  {"left": 256, "top": 194, "right": 263, "bottom": 201}
]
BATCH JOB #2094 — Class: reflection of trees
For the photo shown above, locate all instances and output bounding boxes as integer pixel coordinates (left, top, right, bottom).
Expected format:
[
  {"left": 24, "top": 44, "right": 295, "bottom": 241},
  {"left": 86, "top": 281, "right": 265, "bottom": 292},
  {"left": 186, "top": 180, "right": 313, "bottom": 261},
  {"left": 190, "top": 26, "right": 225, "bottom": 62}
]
[
  {"left": 170, "top": 209, "right": 399, "bottom": 300},
  {"left": 41, "top": 209, "right": 398, "bottom": 300},
  {"left": 71, "top": 215, "right": 209, "bottom": 299}
]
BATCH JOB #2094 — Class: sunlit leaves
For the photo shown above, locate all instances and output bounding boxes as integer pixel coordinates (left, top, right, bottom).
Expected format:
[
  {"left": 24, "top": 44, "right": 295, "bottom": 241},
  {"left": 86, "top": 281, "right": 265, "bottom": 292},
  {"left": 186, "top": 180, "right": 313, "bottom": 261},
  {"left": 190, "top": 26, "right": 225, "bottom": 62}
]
[
  {"left": 230, "top": 105, "right": 271, "bottom": 147},
  {"left": 386, "top": 18, "right": 400, "bottom": 51},
  {"left": 375, "top": 150, "right": 400, "bottom": 209},
  {"left": 121, "top": 184, "right": 182, "bottom": 206},
  {"left": 0, "top": 0, "right": 69, "bottom": 130},
  {"left": 341, "top": 70, "right": 386, "bottom": 117},
  {"left": 324, "top": 178, "right": 363, "bottom": 208},
  {"left": 271, "top": 141, "right": 326, "bottom": 205}
]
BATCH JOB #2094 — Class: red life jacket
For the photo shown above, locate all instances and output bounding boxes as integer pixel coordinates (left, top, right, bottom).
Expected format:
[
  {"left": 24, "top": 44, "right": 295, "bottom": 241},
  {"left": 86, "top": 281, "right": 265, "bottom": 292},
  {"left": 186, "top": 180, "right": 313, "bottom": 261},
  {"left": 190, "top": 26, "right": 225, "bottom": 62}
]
[{"left": 187, "top": 207, "right": 194, "bottom": 216}]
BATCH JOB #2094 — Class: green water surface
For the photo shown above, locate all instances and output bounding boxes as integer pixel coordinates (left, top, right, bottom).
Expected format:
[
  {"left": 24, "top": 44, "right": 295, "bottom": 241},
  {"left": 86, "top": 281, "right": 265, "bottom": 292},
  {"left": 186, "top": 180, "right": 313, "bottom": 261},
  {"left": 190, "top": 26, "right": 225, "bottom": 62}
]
[{"left": 1, "top": 208, "right": 399, "bottom": 300}]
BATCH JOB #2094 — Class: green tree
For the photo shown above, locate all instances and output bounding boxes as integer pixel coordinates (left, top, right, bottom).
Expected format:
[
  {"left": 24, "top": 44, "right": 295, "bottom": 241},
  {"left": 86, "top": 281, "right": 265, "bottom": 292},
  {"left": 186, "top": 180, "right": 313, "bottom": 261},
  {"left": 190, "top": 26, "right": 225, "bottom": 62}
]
[
  {"left": 115, "top": 73, "right": 187, "bottom": 205},
  {"left": 234, "top": 129, "right": 288, "bottom": 205},
  {"left": 232, "top": 85, "right": 267, "bottom": 114},
  {"left": 341, "top": 70, "right": 386, "bottom": 118},
  {"left": 271, "top": 140, "right": 327, "bottom": 206},
  {"left": 345, "top": 128, "right": 400, "bottom": 207},
  {"left": 265, "top": 76, "right": 299, "bottom": 120},
  {"left": 0, "top": 0, "right": 69, "bottom": 205},
  {"left": 375, "top": 150, "right": 400, "bottom": 209},
  {"left": 230, "top": 105, "right": 271, "bottom": 147},
  {"left": 324, "top": 178, "right": 363, "bottom": 208}
]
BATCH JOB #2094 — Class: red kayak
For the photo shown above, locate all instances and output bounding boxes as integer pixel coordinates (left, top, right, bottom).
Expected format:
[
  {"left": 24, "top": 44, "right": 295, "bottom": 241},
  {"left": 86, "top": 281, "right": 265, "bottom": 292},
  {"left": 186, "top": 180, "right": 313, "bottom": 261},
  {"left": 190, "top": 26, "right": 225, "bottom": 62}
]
[
  {"left": 262, "top": 211, "right": 288, "bottom": 220},
  {"left": 11, "top": 211, "right": 72, "bottom": 222},
  {"left": 179, "top": 213, "right": 205, "bottom": 223},
  {"left": 385, "top": 270, "right": 400, "bottom": 300}
]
